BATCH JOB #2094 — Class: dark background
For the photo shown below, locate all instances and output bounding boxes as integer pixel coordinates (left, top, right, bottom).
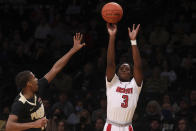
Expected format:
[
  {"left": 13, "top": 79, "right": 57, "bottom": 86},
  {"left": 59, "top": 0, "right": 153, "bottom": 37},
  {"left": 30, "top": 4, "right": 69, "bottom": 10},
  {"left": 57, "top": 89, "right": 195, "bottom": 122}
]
[{"left": 0, "top": 0, "right": 196, "bottom": 131}]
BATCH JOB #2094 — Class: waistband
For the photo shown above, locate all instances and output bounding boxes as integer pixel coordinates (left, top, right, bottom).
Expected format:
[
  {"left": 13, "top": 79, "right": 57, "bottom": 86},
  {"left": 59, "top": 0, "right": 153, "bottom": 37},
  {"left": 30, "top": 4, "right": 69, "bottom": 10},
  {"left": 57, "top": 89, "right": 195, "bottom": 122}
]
[{"left": 106, "top": 119, "right": 132, "bottom": 127}]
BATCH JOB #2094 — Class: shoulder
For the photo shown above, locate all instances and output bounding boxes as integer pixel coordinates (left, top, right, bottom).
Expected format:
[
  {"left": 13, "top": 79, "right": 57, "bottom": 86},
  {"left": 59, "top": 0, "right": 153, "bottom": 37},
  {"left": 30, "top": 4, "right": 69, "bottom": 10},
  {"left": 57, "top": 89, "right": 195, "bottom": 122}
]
[
  {"left": 38, "top": 77, "right": 49, "bottom": 86},
  {"left": 106, "top": 74, "right": 119, "bottom": 88},
  {"left": 10, "top": 98, "right": 25, "bottom": 116},
  {"left": 131, "top": 77, "right": 143, "bottom": 88},
  {"left": 11, "top": 93, "right": 26, "bottom": 108},
  {"left": 13, "top": 93, "right": 26, "bottom": 105},
  {"left": 11, "top": 100, "right": 24, "bottom": 109}
]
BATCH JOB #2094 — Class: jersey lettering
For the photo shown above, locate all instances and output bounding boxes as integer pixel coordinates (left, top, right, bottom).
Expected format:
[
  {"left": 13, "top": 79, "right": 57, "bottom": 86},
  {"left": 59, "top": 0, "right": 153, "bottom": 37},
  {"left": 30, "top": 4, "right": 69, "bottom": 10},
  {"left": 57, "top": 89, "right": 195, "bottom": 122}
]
[
  {"left": 116, "top": 87, "right": 133, "bottom": 94},
  {"left": 31, "top": 104, "right": 44, "bottom": 120}
]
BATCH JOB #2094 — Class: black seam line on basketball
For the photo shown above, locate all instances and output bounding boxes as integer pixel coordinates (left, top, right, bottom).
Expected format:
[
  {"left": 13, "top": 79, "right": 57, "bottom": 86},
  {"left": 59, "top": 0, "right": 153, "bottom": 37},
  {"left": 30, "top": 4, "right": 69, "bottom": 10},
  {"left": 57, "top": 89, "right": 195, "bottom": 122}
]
[
  {"left": 103, "top": 16, "right": 122, "bottom": 19},
  {"left": 104, "top": 14, "right": 120, "bottom": 16},
  {"left": 102, "top": 9, "right": 122, "bottom": 11},
  {"left": 102, "top": 11, "right": 123, "bottom": 13},
  {"left": 102, "top": 13, "right": 121, "bottom": 16}
]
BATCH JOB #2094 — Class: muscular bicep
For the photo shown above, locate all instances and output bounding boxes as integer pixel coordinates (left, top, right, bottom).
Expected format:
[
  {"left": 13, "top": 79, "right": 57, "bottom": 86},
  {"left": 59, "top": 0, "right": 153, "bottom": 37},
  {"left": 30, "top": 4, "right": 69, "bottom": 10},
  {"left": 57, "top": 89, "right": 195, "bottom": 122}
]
[
  {"left": 7, "top": 115, "right": 18, "bottom": 122},
  {"left": 6, "top": 115, "right": 18, "bottom": 130},
  {"left": 133, "top": 65, "right": 143, "bottom": 87},
  {"left": 6, "top": 115, "right": 35, "bottom": 131}
]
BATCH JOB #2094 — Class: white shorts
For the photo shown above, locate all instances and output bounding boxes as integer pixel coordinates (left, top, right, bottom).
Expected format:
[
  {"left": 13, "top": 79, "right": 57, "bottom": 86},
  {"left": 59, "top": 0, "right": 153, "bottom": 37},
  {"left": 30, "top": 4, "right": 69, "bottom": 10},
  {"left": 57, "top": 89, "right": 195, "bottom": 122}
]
[{"left": 103, "top": 122, "right": 134, "bottom": 131}]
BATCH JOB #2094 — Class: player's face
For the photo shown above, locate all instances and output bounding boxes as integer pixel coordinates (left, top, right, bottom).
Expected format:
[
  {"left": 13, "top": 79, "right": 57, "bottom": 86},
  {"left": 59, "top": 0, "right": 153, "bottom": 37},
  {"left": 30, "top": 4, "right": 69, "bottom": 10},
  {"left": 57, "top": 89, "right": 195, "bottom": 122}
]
[
  {"left": 118, "top": 63, "right": 132, "bottom": 82},
  {"left": 29, "top": 72, "right": 38, "bottom": 92}
]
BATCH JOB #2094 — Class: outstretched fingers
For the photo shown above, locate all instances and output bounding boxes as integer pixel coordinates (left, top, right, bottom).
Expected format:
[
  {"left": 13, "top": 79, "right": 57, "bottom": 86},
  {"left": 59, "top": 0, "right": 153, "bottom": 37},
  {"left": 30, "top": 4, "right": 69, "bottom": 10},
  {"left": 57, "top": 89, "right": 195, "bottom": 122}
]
[
  {"left": 132, "top": 24, "right": 135, "bottom": 31},
  {"left": 80, "top": 34, "right": 83, "bottom": 41},
  {"left": 136, "top": 24, "right": 140, "bottom": 32},
  {"left": 73, "top": 33, "right": 83, "bottom": 41},
  {"left": 76, "top": 33, "right": 79, "bottom": 40},
  {"left": 128, "top": 27, "right": 131, "bottom": 33}
]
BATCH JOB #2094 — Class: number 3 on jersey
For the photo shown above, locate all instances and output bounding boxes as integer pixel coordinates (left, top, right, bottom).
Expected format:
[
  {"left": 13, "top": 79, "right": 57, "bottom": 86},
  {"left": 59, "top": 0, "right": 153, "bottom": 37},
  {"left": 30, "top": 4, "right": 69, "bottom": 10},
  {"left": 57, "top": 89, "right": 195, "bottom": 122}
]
[{"left": 121, "top": 95, "right": 128, "bottom": 108}]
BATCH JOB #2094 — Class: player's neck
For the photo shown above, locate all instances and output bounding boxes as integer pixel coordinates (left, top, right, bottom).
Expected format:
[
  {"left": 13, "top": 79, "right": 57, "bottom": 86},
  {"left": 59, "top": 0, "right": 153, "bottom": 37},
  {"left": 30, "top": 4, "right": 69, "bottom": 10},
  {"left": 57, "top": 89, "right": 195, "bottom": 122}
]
[{"left": 22, "top": 89, "right": 34, "bottom": 99}]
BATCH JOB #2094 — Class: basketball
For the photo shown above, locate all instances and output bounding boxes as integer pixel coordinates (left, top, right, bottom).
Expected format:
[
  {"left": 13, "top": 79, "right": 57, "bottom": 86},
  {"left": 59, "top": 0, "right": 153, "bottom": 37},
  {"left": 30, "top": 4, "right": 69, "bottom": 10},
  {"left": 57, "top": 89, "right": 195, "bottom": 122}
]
[{"left": 101, "top": 2, "right": 123, "bottom": 24}]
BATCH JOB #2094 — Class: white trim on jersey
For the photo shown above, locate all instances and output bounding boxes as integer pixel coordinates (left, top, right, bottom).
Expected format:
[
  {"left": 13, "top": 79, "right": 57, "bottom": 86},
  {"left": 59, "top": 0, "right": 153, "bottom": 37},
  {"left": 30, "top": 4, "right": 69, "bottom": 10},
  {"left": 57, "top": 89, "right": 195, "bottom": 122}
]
[
  {"left": 106, "top": 74, "right": 143, "bottom": 89},
  {"left": 19, "top": 92, "right": 37, "bottom": 106}
]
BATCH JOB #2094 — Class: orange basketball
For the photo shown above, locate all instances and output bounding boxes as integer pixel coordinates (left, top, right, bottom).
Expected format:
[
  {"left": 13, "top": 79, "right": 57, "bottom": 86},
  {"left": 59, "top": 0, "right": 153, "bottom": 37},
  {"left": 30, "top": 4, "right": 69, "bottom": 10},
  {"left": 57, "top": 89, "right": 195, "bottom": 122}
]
[{"left": 101, "top": 2, "right": 123, "bottom": 24}]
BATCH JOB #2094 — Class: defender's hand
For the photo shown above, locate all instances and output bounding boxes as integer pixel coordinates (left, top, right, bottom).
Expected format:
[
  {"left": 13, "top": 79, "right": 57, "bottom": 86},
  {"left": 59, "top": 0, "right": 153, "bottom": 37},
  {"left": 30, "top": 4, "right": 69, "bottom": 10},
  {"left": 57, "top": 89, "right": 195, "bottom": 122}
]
[
  {"left": 107, "top": 23, "right": 117, "bottom": 36},
  {"left": 128, "top": 24, "right": 140, "bottom": 40},
  {"left": 72, "top": 33, "right": 86, "bottom": 52}
]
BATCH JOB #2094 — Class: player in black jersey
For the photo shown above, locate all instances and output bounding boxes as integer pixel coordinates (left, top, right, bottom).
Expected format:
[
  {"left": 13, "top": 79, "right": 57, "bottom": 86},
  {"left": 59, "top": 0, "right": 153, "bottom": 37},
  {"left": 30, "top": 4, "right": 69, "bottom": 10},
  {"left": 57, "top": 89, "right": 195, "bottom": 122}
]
[{"left": 6, "top": 33, "right": 85, "bottom": 131}]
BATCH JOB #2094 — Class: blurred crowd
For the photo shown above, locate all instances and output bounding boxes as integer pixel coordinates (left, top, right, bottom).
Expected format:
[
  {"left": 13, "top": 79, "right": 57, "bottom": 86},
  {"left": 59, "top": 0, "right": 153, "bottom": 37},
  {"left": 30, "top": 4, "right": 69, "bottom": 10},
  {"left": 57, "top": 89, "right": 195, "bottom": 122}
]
[{"left": 0, "top": 0, "right": 196, "bottom": 131}]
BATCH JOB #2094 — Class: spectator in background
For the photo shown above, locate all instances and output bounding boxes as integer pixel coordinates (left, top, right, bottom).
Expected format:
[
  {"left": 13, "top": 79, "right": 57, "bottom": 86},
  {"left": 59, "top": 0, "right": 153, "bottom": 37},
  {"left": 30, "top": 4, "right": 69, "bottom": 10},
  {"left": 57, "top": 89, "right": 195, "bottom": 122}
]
[
  {"left": 46, "top": 107, "right": 64, "bottom": 131},
  {"left": 142, "top": 57, "right": 152, "bottom": 79},
  {"left": 75, "top": 109, "right": 93, "bottom": 131},
  {"left": 12, "top": 30, "right": 24, "bottom": 47},
  {"left": 20, "top": 20, "right": 33, "bottom": 42},
  {"left": 0, "top": 106, "right": 9, "bottom": 130},
  {"left": 175, "top": 118, "right": 192, "bottom": 131},
  {"left": 50, "top": 72, "right": 72, "bottom": 93},
  {"left": 93, "top": 53, "right": 107, "bottom": 91},
  {"left": 73, "top": 62, "right": 96, "bottom": 91},
  {"left": 165, "top": 44, "right": 181, "bottom": 70},
  {"left": 82, "top": 91, "right": 96, "bottom": 113},
  {"left": 66, "top": 100, "right": 82, "bottom": 125},
  {"left": 173, "top": 13, "right": 191, "bottom": 34},
  {"left": 92, "top": 97, "right": 107, "bottom": 122},
  {"left": 66, "top": 0, "right": 81, "bottom": 15},
  {"left": 57, "top": 119, "right": 70, "bottom": 131},
  {"left": 144, "top": 66, "right": 168, "bottom": 98},
  {"left": 149, "top": 25, "right": 170, "bottom": 46},
  {"left": 175, "top": 97, "right": 190, "bottom": 120},
  {"left": 42, "top": 98, "right": 52, "bottom": 119},
  {"left": 161, "top": 103, "right": 175, "bottom": 131},
  {"left": 161, "top": 94, "right": 180, "bottom": 113},
  {"left": 140, "top": 100, "right": 162, "bottom": 130},
  {"left": 170, "top": 28, "right": 192, "bottom": 46},
  {"left": 160, "top": 60, "right": 177, "bottom": 87},
  {"left": 52, "top": 92, "right": 74, "bottom": 118},
  {"left": 144, "top": 100, "right": 162, "bottom": 120},
  {"left": 147, "top": 119, "right": 161, "bottom": 131},
  {"left": 180, "top": 55, "right": 195, "bottom": 87},
  {"left": 0, "top": 106, "right": 9, "bottom": 120},
  {"left": 35, "top": 17, "right": 52, "bottom": 39},
  {"left": 189, "top": 90, "right": 196, "bottom": 113},
  {"left": 94, "top": 117, "right": 105, "bottom": 131}
]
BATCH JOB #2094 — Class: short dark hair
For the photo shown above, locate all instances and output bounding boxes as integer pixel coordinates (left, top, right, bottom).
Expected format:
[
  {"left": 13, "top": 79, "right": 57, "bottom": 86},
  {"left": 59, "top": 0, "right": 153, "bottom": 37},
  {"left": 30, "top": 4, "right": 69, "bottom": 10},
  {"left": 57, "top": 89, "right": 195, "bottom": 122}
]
[
  {"left": 116, "top": 62, "right": 133, "bottom": 74},
  {"left": 15, "top": 70, "right": 32, "bottom": 90}
]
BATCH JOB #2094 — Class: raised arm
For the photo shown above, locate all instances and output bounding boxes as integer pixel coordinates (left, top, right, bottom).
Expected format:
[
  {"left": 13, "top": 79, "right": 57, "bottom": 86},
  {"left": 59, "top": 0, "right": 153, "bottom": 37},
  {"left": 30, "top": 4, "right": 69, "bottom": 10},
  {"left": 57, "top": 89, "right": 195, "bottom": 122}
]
[
  {"left": 6, "top": 115, "right": 47, "bottom": 131},
  {"left": 44, "top": 33, "right": 85, "bottom": 83},
  {"left": 128, "top": 24, "right": 143, "bottom": 86},
  {"left": 106, "top": 23, "right": 117, "bottom": 82}
]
